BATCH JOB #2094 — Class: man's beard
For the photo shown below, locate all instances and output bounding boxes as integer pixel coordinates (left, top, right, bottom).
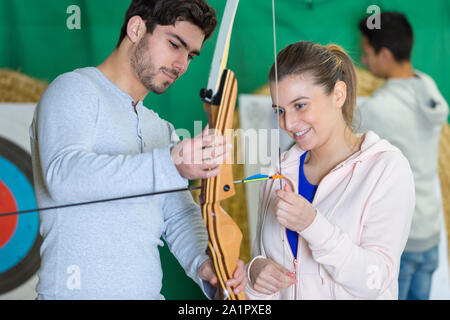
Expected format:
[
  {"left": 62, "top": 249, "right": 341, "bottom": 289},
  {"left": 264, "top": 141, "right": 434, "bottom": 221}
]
[{"left": 130, "top": 36, "right": 179, "bottom": 95}]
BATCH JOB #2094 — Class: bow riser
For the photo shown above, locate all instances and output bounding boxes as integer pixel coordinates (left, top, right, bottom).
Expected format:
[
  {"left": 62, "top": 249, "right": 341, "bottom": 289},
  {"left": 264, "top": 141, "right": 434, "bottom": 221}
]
[{"left": 202, "top": 69, "right": 237, "bottom": 201}]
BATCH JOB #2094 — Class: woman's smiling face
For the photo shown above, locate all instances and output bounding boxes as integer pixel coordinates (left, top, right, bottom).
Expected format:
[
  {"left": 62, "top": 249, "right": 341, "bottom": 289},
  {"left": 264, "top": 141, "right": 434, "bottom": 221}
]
[{"left": 271, "top": 73, "right": 346, "bottom": 151}]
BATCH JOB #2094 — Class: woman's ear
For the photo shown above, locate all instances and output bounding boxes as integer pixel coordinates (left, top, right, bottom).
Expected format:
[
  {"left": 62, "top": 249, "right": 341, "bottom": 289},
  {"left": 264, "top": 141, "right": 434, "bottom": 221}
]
[
  {"left": 333, "top": 81, "right": 347, "bottom": 110},
  {"left": 126, "top": 16, "right": 146, "bottom": 44}
]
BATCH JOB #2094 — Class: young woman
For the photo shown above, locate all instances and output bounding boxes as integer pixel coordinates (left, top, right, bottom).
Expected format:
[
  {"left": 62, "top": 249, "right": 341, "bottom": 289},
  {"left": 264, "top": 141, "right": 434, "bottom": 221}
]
[{"left": 245, "top": 41, "right": 415, "bottom": 299}]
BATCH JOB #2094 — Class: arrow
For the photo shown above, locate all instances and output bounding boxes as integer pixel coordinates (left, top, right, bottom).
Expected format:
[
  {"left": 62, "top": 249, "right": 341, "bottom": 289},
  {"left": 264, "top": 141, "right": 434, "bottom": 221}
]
[{"left": 0, "top": 174, "right": 284, "bottom": 218}]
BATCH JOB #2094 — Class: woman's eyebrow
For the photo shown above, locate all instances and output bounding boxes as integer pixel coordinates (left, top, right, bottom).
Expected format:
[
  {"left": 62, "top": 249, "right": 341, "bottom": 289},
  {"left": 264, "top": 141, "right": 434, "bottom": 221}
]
[
  {"left": 272, "top": 96, "right": 310, "bottom": 109},
  {"left": 289, "top": 96, "right": 310, "bottom": 104}
]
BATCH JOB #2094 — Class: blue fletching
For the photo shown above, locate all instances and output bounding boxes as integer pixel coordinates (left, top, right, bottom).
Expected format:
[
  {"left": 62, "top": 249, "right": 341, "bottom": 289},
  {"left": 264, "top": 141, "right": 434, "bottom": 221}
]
[{"left": 243, "top": 174, "right": 270, "bottom": 182}]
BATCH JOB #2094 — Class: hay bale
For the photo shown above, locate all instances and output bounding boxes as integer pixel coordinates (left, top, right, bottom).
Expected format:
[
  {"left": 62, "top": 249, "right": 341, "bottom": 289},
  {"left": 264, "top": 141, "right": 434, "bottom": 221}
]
[
  {"left": 0, "top": 69, "right": 47, "bottom": 102},
  {"left": 355, "top": 66, "right": 385, "bottom": 96},
  {"left": 438, "top": 124, "right": 450, "bottom": 262}
]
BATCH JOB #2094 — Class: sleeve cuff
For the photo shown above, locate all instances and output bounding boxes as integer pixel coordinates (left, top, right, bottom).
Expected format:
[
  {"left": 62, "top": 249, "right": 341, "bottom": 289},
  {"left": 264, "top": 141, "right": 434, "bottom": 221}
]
[
  {"left": 244, "top": 255, "right": 278, "bottom": 299},
  {"left": 245, "top": 281, "right": 278, "bottom": 300},
  {"left": 194, "top": 254, "right": 219, "bottom": 300},
  {"left": 246, "top": 255, "right": 265, "bottom": 284},
  {"left": 153, "top": 145, "right": 188, "bottom": 190},
  {"left": 299, "top": 210, "right": 335, "bottom": 249}
]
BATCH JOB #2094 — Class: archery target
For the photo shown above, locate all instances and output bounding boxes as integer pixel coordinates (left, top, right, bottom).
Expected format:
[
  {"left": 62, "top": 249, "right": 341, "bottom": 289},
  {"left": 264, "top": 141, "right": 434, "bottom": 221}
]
[{"left": 0, "top": 103, "right": 40, "bottom": 299}]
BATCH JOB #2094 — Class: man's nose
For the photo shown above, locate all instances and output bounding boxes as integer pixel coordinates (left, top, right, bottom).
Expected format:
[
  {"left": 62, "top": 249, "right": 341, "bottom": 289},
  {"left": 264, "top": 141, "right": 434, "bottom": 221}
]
[
  {"left": 173, "top": 55, "right": 188, "bottom": 75},
  {"left": 361, "top": 55, "right": 368, "bottom": 66}
]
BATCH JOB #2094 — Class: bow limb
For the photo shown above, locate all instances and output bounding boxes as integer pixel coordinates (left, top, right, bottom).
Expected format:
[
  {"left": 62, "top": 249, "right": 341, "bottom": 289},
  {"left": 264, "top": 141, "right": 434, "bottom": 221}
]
[{"left": 199, "top": 0, "right": 246, "bottom": 300}]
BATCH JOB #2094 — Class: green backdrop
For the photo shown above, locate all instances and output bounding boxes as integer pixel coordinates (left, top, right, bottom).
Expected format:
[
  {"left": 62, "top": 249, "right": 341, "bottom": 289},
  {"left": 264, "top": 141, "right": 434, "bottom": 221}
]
[{"left": 1, "top": 0, "right": 449, "bottom": 299}]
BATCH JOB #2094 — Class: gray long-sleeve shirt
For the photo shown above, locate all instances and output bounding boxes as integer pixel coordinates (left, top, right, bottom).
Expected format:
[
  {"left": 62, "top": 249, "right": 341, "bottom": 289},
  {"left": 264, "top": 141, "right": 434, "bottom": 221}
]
[{"left": 29, "top": 67, "right": 211, "bottom": 299}]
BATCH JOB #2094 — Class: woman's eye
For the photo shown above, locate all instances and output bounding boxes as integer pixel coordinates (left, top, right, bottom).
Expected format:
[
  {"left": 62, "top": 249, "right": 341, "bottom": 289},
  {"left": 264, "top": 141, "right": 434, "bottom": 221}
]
[
  {"left": 295, "top": 103, "right": 306, "bottom": 109},
  {"left": 273, "top": 108, "right": 284, "bottom": 115}
]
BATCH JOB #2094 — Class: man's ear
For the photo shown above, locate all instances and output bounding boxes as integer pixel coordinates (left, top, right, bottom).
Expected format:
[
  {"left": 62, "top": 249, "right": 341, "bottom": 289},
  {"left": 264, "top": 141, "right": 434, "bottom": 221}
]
[
  {"left": 333, "top": 81, "right": 347, "bottom": 110},
  {"left": 127, "top": 16, "right": 146, "bottom": 44},
  {"left": 379, "top": 47, "right": 394, "bottom": 64}
]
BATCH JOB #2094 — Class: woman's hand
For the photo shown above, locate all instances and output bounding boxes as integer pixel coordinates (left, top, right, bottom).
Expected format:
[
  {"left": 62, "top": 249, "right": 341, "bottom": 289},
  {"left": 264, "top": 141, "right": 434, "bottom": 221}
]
[
  {"left": 198, "top": 258, "right": 248, "bottom": 296},
  {"left": 249, "top": 258, "right": 296, "bottom": 295},
  {"left": 275, "top": 183, "right": 317, "bottom": 232},
  {"left": 225, "top": 259, "right": 248, "bottom": 296}
]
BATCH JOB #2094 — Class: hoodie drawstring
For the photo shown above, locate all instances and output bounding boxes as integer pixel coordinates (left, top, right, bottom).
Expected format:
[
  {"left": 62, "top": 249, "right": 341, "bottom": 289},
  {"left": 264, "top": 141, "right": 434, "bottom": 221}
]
[{"left": 319, "top": 264, "right": 325, "bottom": 285}]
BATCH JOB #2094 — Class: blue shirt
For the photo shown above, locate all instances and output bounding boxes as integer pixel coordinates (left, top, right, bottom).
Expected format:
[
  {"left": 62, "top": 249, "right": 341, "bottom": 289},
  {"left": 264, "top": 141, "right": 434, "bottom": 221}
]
[{"left": 286, "top": 151, "right": 318, "bottom": 259}]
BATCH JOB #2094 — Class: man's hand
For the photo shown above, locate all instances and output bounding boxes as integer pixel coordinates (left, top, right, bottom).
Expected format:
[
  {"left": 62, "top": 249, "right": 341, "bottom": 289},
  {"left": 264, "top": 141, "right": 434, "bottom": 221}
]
[
  {"left": 198, "top": 258, "right": 248, "bottom": 297},
  {"left": 171, "top": 125, "right": 232, "bottom": 180},
  {"left": 198, "top": 258, "right": 218, "bottom": 286}
]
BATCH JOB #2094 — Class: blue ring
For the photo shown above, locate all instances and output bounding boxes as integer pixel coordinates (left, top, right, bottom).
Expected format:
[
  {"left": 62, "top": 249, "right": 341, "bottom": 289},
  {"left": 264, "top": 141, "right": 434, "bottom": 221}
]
[{"left": 0, "top": 156, "right": 39, "bottom": 273}]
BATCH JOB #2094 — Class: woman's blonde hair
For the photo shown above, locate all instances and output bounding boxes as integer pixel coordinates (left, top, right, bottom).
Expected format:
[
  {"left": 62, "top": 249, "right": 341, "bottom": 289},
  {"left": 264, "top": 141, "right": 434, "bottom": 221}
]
[{"left": 269, "top": 41, "right": 357, "bottom": 128}]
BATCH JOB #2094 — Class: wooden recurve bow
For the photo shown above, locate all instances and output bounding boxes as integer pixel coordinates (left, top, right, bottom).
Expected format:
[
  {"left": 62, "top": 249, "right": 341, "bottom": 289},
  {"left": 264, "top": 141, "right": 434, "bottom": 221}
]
[{"left": 199, "top": 0, "right": 246, "bottom": 300}]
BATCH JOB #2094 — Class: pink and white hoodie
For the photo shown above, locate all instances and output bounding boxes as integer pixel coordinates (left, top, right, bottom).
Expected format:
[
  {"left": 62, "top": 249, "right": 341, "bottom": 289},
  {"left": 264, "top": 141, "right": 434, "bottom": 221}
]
[{"left": 245, "top": 131, "right": 415, "bottom": 300}]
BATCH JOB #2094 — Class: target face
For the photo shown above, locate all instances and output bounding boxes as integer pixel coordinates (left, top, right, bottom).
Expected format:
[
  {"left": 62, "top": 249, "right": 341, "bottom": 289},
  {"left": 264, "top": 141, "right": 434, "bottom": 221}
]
[{"left": 0, "top": 136, "right": 41, "bottom": 294}]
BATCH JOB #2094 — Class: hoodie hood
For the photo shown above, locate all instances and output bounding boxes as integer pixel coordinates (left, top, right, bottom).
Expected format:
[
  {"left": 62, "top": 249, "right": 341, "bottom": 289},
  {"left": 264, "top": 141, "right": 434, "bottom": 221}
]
[{"left": 382, "top": 70, "right": 449, "bottom": 126}]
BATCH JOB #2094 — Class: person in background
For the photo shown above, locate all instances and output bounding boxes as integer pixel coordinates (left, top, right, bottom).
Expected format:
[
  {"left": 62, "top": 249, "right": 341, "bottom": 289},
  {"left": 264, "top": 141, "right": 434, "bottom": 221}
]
[
  {"left": 245, "top": 41, "right": 415, "bottom": 299},
  {"left": 358, "top": 11, "right": 449, "bottom": 300},
  {"left": 30, "top": 0, "right": 246, "bottom": 299}
]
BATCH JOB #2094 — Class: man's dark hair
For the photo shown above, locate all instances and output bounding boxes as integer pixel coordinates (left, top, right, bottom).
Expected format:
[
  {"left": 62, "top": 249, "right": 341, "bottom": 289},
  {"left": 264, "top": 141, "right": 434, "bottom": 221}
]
[
  {"left": 117, "top": 0, "right": 217, "bottom": 48},
  {"left": 359, "top": 11, "right": 413, "bottom": 62}
]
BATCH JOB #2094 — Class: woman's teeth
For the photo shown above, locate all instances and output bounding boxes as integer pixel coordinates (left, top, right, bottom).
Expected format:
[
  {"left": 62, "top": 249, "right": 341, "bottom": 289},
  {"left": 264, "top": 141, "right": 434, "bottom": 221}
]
[{"left": 294, "top": 128, "right": 311, "bottom": 137}]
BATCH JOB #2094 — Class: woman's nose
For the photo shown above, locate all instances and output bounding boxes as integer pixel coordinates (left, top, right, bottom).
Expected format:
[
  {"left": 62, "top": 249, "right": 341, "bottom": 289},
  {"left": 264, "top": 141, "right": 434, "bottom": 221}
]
[{"left": 283, "top": 109, "right": 298, "bottom": 132}]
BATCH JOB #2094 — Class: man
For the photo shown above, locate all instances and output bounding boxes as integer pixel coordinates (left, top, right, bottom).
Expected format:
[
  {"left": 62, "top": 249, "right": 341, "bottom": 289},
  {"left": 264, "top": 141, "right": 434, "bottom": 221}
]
[
  {"left": 30, "top": 0, "right": 246, "bottom": 299},
  {"left": 357, "top": 12, "right": 449, "bottom": 300}
]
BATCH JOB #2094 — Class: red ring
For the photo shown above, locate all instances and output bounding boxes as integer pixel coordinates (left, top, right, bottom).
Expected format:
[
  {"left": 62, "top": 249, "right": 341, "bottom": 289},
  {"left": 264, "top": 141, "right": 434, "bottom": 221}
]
[{"left": 0, "top": 181, "right": 18, "bottom": 249}]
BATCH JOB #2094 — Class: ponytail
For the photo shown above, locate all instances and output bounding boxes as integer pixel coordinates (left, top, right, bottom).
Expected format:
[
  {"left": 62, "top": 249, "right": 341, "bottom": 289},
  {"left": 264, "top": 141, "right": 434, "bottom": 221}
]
[{"left": 325, "top": 44, "right": 357, "bottom": 126}]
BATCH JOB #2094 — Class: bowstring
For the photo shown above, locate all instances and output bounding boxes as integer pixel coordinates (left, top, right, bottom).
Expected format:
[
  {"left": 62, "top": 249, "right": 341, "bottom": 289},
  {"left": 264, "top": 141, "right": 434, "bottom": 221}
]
[
  {"left": 271, "top": 0, "right": 288, "bottom": 293},
  {"left": 271, "top": 1, "right": 281, "bottom": 186}
]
